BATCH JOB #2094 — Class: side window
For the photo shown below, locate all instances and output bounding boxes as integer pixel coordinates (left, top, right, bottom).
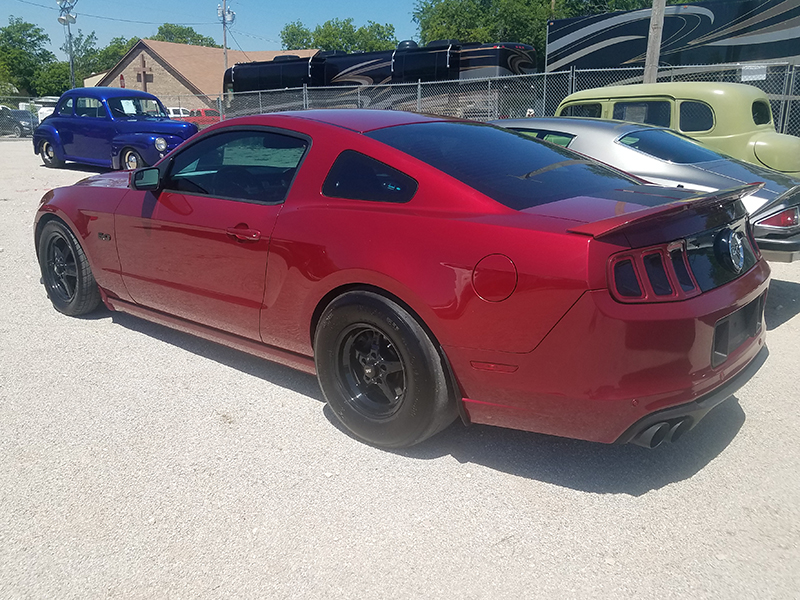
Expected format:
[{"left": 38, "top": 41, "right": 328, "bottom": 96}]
[
  {"left": 561, "top": 103, "right": 601, "bottom": 118},
  {"left": 322, "top": 150, "right": 418, "bottom": 203},
  {"left": 613, "top": 101, "right": 671, "bottom": 127},
  {"left": 55, "top": 97, "right": 73, "bottom": 116},
  {"left": 679, "top": 101, "right": 714, "bottom": 132},
  {"left": 75, "top": 97, "right": 104, "bottom": 118},
  {"left": 752, "top": 100, "right": 771, "bottom": 125},
  {"left": 164, "top": 129, "right": 308, "bottom": 203}
]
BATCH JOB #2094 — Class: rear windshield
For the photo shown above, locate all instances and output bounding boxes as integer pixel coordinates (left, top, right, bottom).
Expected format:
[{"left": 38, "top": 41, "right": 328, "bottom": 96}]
[
  {"left": 618, "top": 128, "right": 724, "bottom": 163},
  {"left": 366, "top": 122, "right": 638, "bottom": 211}
]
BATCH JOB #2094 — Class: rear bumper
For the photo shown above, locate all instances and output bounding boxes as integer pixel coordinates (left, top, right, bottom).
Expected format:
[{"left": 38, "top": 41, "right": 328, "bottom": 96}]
[
  {"left": 447, "top": 259, "right": 770, "bottom": 444},
  {"left": 614, "top": 345, "right": 768, "bottom": 444}
]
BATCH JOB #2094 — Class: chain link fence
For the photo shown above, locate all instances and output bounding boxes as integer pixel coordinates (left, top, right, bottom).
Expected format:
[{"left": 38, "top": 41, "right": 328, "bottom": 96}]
[
  {"left": 223, "top": 62, "right": 800, "bottom": 137},
  {"left": 3, "top": 63, "right": 799, "bottom": 136}
]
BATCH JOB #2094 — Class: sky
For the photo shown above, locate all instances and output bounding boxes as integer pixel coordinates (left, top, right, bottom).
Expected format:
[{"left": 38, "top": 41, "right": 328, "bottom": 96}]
[{"left": 5, "top": 0, "right": 421, "bottom": 60}]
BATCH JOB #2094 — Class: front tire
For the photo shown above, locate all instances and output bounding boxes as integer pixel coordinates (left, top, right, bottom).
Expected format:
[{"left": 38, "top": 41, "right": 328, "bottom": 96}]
[
  {"left": 40, "top": 140, "right": 64, "bottom": 168},
  {"left": 121, "top": 148, "right": 144, "bottom": 170},
  {"left": 38, "top": 220, "right": 101, "bottom": 316},
  {"left": 315, "top": 291, "right": 456, "bottom": 448},
  {"left": 12, "top": 124, "right": 22, "bottom": 138}
]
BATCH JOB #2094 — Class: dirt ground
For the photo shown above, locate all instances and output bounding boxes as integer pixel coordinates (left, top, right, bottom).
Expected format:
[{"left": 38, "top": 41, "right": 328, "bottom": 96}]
[{"left": 1, "top": 137, "right": 799, "bottom": 599}]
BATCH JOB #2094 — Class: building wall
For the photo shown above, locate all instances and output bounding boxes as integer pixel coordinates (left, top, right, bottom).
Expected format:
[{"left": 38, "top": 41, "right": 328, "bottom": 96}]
[{"left": 104, "top": 49, "right": 212, "bottom": 110}]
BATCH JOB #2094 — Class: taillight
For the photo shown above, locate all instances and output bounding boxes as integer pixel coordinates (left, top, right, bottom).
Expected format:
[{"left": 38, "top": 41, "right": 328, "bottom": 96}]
[
  {"left": 608, "top": 241, "right": 701, "bottom": 303},
  {"left": 756, "top": 206, "right": 800, "bottom": 229}
]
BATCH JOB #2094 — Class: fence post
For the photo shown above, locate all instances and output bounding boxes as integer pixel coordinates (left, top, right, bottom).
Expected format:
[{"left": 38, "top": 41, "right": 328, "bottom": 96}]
[
  {"left": 258, "top": 91, "right": 263, "bottom": 114},
  {"left": 487, "top": 79, "right": 492, "bottom": 119},
  {"left": 788, "top": 66, "right": 799, "bottom": 135},
  {"left": 569, "top": 66, "right": 576, "bottom": 96},
  {"left": 303, "top": 84, "right": 309, "bottom": 110},
  {"left": 779, "top": 64, "right": 794, "bottom": 134},
  {"left": 357, "top": 87, "right": 361, "bottom": 109},
  {"left": 216, "top": 95, "right": 223, "bottom": 121},
  {"left": 417, "top": 80, "right": 422, "bottom": 112}
]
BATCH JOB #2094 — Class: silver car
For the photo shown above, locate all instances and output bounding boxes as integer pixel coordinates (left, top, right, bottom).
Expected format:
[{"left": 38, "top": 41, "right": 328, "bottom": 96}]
[{"left": 494, "top": 117, "right": 800, "bottom": 262}]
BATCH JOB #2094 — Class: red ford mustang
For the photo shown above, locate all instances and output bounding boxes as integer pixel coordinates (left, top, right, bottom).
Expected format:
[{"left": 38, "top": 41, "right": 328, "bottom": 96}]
[{"left": 35, "top": 110, "right": 770, "bottom": 449}]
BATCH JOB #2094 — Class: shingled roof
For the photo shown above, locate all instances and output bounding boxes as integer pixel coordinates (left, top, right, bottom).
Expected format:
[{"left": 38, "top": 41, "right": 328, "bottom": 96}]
[{"left": 96, "top": 39, "right": 319, "bottom": 97}]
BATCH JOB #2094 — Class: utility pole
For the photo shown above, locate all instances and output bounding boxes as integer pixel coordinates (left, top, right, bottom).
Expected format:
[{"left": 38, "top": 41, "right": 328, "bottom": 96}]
[
  {"left": 56, "top": 0, "right": 78, "bottom": 88},
  {"left": 643, "top": 0, "right": 666, "bottom": 83},
  {"left": 218, "top": 1, "right": 236, "bottom": 72}
]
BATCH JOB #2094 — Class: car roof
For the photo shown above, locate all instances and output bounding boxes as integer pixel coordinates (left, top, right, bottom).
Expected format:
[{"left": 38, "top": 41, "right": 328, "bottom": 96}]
[
  {"left": 61, "top": 87, "right": 159, "bottom": 100},
  {"left": 560, "top": 81, "right": 768, "bottom": 104},
  {"left": 278, "top": 109, "right": 455, "bottom": 133},
  {"left": 497, "top": 117, "right": 660, "bottom": 138}
]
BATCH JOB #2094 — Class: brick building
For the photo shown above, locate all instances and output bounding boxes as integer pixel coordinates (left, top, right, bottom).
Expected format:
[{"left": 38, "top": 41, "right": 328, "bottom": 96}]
[{"left": 92, "top": 39, "right": 317, "bottom": 110}]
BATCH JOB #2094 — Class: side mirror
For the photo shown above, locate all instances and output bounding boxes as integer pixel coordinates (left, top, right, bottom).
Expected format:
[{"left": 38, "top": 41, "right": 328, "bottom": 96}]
[{"left": 131, "top": 167, "right": 161, "bottom": 191}]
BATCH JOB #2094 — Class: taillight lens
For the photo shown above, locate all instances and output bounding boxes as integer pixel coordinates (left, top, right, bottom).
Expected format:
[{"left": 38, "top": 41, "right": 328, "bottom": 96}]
[
  {"left": 756, "top": 206, "right": 799, "bottom": 229},
  {"left": 608, "top": 241, "right": 701, "bottom": 303}
]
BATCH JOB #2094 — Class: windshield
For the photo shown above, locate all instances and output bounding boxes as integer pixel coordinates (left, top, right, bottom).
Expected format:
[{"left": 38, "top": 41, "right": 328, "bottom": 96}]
[
  {"left": 107, "top": 97, "right": 167, "bottom": 119},
  {"left": 617, "top": 128, "right": 724, "bottom": 164},
  {"left": 366, "top": 122, "right": 639, "bottom": 211}
]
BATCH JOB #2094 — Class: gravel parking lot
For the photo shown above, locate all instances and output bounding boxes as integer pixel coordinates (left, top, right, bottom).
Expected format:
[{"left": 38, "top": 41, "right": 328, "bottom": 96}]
[{"left": 1, "top": 137, "right": 798, "bottom": 599}]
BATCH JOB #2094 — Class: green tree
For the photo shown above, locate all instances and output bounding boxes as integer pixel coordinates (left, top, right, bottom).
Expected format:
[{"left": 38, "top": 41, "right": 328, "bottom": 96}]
[
  {"left": 281, "top": 21, "right": 313, "bottom": 50},
  {"left": 33, "top": 61, "right": 71, "bottom": 96},
  {"left": 0, "top": 16, "right": 56, "bottom": 95},
  {"left": 60, "top": 29, "right": 100, "bottom": 84},
  {"left": 280, "top": 18, "right": 397, "bottom": 53},
  {"left": 152, "top": 24, "right": 220, "bottom": 47}
]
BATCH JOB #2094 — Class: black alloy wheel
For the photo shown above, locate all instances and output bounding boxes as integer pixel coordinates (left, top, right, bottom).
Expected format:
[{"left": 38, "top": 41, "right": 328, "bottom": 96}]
[
  {"left": 315, "top": 291, "right": 456, "bottom": 448},
  {"left": 338, "top": 324, "right": 407, "bottom": 420},
  {"left": 38, "top": 220, "right": 101, "bottom": 316}
]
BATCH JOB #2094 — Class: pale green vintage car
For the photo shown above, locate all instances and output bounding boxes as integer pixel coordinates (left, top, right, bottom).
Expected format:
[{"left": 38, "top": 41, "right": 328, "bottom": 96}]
[{"left": 556, "top": 82, "right": 800, "bottom": 177}]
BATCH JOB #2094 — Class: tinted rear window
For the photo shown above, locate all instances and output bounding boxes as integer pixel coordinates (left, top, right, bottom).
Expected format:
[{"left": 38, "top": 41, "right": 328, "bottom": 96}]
[
  {"left": 618, "top": 129, "right": 723, "bottom": 163},
  {"left": 366, "top": 122, "right": 638, "bottom": 211}
]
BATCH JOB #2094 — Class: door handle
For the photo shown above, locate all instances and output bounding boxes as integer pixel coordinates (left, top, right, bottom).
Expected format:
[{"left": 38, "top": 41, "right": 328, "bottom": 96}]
[{"left": 226, "top": 227, "right": 261, "bottom": 242}]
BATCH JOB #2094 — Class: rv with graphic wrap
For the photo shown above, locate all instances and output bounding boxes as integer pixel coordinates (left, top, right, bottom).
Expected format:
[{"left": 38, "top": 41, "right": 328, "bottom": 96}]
[
  {"left": 546, "top": 0, "right": 800, "bottom": 71},
  {"left": 223, "top": 41, "right": 536, "bottom": 115}
]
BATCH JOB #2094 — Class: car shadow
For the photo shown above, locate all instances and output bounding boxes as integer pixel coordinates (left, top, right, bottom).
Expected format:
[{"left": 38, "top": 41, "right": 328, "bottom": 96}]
[
  {"left": 765, "top": 278, "right": 800, "bottom": 330},
  {"left": 324, "top": 397, "right": 745, "bottom": 496},
  {"left": 109, "top": 311, "right": 324, "bottom": 400},
  {"left": 41, "top": 163, "right": 113, "bottom": 175},
  {"left": 107, "top": 309, "right": 745, "bottom": 496}
]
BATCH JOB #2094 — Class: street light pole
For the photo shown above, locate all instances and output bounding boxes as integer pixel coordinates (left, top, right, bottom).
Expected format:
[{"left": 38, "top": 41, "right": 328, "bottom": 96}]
[
  {"left": 218, "top": 1, "right": 236, "bottom": 72},
  {"left": 57, "top": 0, "right": 78, "bottom": 89}
]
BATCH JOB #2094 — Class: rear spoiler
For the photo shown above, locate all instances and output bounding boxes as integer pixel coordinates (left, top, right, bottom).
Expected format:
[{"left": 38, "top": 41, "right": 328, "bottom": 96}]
[{"left": 568, "top": 183, "right": 764, "bottom": 240}]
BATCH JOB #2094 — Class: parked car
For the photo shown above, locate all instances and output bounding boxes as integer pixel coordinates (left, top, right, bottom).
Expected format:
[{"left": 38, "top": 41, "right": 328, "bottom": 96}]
[
  {"left": 556, "top": 82, "right": 800, "bottom": 177},
  {"left": 33, "top": 88, "right": 198, "bottom": 170},
  {"left": 34, "top": 110, "right": 769, "bottom": 450},
  {"left": 166, "top": 106, "right": 191, "bottom": 119},
  {"left": 182, "top": 107, "right": 221, "bottom": 127},
  {"left": 1, "top": 106, "right": 37, "bottom": 137},
  {"left": 495, "top": 117, "right": 800, "bottom": 262}
]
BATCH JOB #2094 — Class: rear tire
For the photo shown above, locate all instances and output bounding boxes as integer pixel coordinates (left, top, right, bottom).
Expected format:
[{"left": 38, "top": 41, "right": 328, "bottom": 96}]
[
  {"left": 38, "top": 220, "right": 101, "bottom": 316},
  {"left": 40, "top": 141, "right": 64, "bottom": 168},
  {"left": 315, "top": 291, "right": 456, "bottom": 448}
]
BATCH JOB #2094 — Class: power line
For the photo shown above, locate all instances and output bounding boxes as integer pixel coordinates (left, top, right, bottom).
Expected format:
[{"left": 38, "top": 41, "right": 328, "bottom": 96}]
[{"left": 13, "top": 0, "right": 216, "bottom": 26}]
